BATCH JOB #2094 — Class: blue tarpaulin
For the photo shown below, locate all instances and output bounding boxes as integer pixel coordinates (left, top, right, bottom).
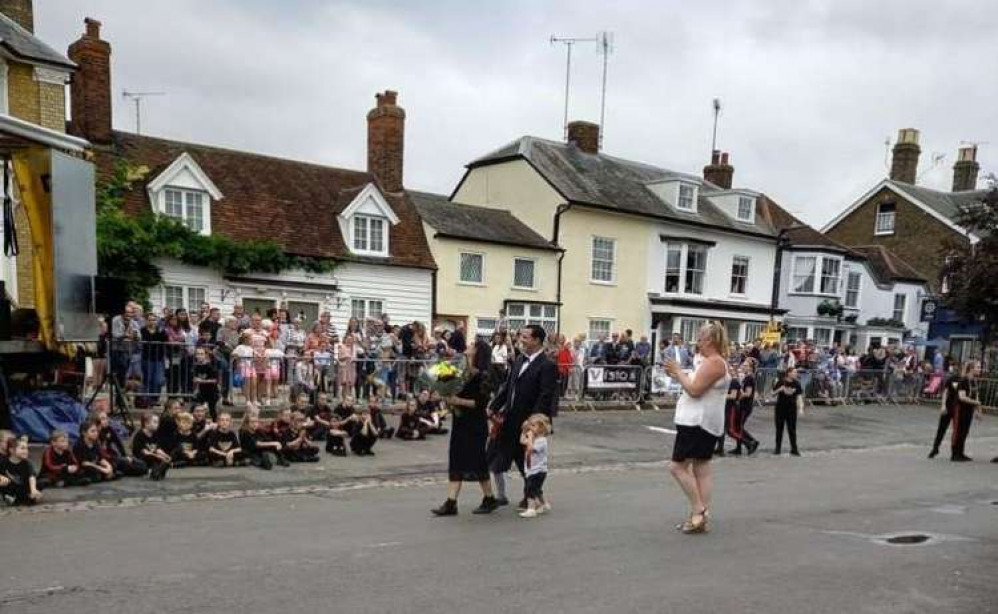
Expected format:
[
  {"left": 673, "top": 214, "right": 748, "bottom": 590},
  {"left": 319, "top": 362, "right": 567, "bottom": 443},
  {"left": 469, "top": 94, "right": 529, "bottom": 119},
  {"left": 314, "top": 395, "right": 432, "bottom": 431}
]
[{"left": 10, "top": 390, "right": 89, "bottom": 443}]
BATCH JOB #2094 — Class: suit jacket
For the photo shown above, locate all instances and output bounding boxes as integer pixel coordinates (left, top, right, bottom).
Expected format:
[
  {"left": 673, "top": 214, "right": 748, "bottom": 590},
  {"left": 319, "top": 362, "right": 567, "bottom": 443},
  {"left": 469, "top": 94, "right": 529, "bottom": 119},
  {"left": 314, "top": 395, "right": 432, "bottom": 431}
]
[{"left": 490, "top": 351, "right": 558, "bottom": 447}]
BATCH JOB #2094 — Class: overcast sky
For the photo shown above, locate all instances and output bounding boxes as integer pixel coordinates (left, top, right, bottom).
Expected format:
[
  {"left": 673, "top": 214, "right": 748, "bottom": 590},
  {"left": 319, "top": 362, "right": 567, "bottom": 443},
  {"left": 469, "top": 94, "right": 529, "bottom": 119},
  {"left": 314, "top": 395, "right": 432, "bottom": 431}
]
[{"left": 37, "top": 0, "right": 997, "bottom": 228}]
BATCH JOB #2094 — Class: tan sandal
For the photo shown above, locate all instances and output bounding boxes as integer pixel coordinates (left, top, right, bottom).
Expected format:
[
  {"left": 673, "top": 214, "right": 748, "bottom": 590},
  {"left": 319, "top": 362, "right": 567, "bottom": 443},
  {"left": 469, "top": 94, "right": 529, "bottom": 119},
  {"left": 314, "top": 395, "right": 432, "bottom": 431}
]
[{"left": 680, "top": 509, "right": 709, "bottom": 534}]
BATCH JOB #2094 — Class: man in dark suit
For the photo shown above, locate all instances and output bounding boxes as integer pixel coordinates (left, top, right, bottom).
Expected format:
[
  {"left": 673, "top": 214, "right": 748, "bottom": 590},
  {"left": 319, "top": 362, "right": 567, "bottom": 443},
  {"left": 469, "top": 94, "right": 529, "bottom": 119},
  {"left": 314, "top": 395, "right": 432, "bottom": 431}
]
[{"left": 489, "top": 325, "right": 559, "bottom": 509}]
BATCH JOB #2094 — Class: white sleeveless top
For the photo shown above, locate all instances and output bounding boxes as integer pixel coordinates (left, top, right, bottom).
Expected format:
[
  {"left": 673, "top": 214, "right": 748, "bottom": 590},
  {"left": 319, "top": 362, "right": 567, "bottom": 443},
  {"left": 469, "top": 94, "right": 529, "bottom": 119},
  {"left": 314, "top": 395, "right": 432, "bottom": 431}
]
[{"left": 674, "top": 354, "right": 730, "bottom": 436}]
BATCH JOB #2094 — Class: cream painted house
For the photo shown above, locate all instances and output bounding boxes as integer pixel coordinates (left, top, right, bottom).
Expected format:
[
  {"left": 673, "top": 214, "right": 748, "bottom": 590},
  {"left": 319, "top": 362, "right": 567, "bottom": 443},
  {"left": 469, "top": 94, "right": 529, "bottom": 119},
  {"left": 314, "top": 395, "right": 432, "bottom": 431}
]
[
  {"left": 411, "top": 191, "right": 561, "bottom": 337},
  {"left": 452, "top": 122, "right": 784, "bottom": 344}
]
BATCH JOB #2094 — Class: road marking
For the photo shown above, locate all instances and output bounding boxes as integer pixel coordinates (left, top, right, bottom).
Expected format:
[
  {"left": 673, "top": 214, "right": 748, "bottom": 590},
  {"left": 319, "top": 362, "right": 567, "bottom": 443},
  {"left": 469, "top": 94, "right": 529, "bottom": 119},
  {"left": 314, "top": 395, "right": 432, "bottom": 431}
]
[{"left": 645, "top": 426, "right": 677, "bottom": 435}]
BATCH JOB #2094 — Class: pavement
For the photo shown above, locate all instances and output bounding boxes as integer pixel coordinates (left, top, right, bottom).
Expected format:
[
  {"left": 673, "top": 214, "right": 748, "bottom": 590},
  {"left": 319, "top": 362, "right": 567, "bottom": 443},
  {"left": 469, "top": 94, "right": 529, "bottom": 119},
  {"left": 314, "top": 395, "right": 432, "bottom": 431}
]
[{"left": 3, "top": 404, "right": 997, "bottom": 613}]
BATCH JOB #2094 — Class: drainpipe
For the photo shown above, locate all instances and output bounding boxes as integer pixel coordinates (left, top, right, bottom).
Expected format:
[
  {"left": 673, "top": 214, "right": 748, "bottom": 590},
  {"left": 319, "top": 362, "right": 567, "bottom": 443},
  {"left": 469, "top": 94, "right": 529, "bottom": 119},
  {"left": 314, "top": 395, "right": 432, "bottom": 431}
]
[
  {"left": 431, "top": 268, "right": 438, "bottom": 327},
  {"left": 553, "top": 203, "right": 573, "bottom": 335},
  {"left": 770, "top": 229, "right": 789, "bottom": 322}
]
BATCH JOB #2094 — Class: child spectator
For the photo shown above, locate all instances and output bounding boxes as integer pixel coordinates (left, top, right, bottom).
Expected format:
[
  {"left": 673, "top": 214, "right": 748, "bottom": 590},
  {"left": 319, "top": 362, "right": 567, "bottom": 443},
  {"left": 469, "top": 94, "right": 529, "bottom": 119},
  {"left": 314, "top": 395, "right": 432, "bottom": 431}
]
[
  {"left": 193, "top": 346, "right": 220, "bottom": 420},
  {"left": 284, "top": 410, "right": 320, "bottom": 462},
  {"left": 264, "top": 339, "right": 285, "bottom": 406},
  {"left": 396, "top": 395, "right": 427, "bottom": 441},
  {"left": 132, "top": 413, "right": 171, "bottom": 480},
  {"left": 157, "top": 398, "right": 182, "bottom": 454},
  {"left": 349, "top": 406, "right": 380, "bottom": 456},
  {"left": 93, "top": 412, "right": 146, "bottom": 477},
  {"left": 519, "top": 414, "right": 552, "bottom": 519},
  {"left": 239, "top": 411, "right": 288, "bottom": 470},
  {"left": 368, "top": 396, "right": 395, "bottom": 439},
  {"left": 417, "top": 390, "right": 448, "bottom": 435},
  {"left": 1, "top": 436, "right": 43, "bottom": 505},
  {"left": 337, "top": 334, "right": 357, "bottom": 399},
  {"left": 309, "top": 393, "right": 349, "bottom": 456},
  {"left": 206, "top": 412, "right": 242, "bottom": 467},
  {"left": 77, "top": 418, "right": 120, "bottom": 481},
  {"left": 313, "top": 338, "right": 334, "bottom": 394},
  {"left": 39, "top": 430, "right": 89, "bottom": 488},
  {"left": 232, "top": 331, "right": 256, "bottom": 403},
  {"left": 172, "top": 412, "right": 205, "bottom": 467}
]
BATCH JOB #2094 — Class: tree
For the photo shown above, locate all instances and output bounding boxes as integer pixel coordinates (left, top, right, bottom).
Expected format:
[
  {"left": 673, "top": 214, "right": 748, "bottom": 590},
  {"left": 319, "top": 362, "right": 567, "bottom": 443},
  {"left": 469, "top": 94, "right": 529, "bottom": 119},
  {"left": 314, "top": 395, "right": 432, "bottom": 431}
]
[
  {"left": 940, "top": 175, "right": 998, "bottom": 352},
  {"left": 96, "top": 162, "right": 336, "bottom": 305}
]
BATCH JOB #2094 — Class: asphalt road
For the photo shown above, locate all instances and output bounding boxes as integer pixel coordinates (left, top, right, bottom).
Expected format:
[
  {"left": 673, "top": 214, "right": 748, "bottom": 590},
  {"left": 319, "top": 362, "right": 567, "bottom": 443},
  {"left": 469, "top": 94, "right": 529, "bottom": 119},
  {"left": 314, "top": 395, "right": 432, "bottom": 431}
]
[{"left": 3, "top": 405, "right": 998, "bottom": 613}]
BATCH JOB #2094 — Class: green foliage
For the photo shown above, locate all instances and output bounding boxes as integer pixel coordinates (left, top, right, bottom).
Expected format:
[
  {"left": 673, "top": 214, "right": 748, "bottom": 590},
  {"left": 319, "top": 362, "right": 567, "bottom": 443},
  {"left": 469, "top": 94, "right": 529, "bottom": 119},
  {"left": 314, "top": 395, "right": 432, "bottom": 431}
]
[
  {"left": 866, "top": 317, "right": 905, "bottom": 328},
  {"left": 816, "top": 299, "right": 844, "bottom": 318},
  {"left": 96, "top": 162, "right": 335, "bottom": 305}
]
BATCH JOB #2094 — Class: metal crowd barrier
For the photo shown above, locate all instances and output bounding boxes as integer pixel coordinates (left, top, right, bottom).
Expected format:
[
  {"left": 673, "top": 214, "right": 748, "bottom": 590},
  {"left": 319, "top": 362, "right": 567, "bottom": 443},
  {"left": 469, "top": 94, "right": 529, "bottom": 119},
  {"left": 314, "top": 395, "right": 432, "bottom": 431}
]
[{"left": 108, "top": 339, "right": 201, "bottom": 408}]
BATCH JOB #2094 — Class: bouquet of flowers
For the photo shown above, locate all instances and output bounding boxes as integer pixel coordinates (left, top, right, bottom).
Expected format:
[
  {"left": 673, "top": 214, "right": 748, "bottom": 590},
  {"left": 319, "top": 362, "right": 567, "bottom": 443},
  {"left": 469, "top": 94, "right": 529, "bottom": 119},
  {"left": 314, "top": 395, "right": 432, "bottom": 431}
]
[{"left": 419, "top": 360, "right": 466, "bottom": 403}]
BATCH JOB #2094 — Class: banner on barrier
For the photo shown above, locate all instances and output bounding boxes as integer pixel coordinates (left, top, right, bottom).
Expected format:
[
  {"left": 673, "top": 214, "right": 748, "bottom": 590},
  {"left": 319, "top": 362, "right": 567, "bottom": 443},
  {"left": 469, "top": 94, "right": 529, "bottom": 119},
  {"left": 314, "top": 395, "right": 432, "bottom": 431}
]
[{"left": 586, "top": 366, "right": 640, "bottom": 390}]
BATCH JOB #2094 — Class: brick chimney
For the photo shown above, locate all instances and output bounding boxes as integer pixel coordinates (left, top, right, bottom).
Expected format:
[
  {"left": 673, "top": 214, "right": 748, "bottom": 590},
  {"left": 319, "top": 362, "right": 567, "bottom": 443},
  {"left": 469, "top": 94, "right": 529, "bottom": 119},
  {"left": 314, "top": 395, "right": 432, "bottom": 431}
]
[
  {"left": 367, "top": 90, "right": 405, "bottom": 193},
  {"left": 951, "top": 145, "right": 979, "bottom": 192},
  {"left": 703, "top": 150, "right": 734, "bottom": 189},
  {"left": 889, "top": 128, "right": 920, "bottom": 184},
  {"left": 0, "top": 0, "right": 33, "bottom": 32},
  {"left": 567, "top": 121, "right": 600, "bottom": 154},
  {"left": 67, "top": 18, "right": 113, "bottom": 145}
]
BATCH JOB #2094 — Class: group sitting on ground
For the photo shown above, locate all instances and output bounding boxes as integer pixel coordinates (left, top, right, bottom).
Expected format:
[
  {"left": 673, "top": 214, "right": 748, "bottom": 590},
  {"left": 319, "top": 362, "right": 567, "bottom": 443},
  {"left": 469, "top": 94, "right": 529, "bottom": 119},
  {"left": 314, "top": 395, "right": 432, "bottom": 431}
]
[{"left": 0, "top": 389, "right": 454, "bottom": 507}]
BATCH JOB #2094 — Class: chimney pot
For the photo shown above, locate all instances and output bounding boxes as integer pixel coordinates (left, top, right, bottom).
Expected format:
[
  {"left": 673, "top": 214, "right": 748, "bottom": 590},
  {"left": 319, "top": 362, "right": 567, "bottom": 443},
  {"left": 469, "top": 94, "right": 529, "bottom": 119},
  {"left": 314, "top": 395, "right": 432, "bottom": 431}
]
[
  {"left": 952, "top": 145, "right": 980, "bottom": 192},
  {"left": 0, "top": 0, "right": 34, "bottom": 33},
  {"left": 85, "top": 17, "right": 102, "bottom": 38},
  {"left": 703, "top": 151, "right": 734, "bottom": 189},
  {"left": 367, "top": 89, "right": 405, "bottom": 193},
  {"left": 720, "top": 152, "right": 729, "bottom": 165},
  {"left": 889, "top": 127, "right": 921, "bottom": 184},
  {"left": 566, "top": 120, "right": 600, "bottom": 154},
  {"left": 711, "top": 149, "right": 720, "bottom": 165}
]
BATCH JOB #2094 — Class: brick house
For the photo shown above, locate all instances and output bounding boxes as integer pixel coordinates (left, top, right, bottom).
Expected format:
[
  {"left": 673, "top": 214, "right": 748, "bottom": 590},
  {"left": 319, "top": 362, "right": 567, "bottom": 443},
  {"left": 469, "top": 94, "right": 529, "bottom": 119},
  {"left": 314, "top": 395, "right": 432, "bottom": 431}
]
[
  {"left": 0, "top": 0, "right": 76, "bottom": 306},
  {"left": 67, "top": 19, "right": 436, "bottom": 329},
  {"left": 823, "top": 128, "right": 989, "bottom": 361}
]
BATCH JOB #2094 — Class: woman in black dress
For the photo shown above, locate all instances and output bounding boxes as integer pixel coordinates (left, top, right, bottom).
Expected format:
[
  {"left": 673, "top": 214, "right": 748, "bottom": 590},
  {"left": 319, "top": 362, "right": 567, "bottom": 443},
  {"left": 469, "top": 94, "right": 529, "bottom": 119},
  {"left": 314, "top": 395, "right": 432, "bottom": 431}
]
[{"left": 432, "top": 339, "right": 499, "bottom": 516}]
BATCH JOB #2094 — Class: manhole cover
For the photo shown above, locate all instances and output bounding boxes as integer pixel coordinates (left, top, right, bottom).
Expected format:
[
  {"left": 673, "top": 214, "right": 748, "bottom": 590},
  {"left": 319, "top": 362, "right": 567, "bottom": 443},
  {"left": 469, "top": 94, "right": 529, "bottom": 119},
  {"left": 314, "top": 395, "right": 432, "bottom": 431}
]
[{"left": 885, "top": 534, "right": 930, "bottom": 545}]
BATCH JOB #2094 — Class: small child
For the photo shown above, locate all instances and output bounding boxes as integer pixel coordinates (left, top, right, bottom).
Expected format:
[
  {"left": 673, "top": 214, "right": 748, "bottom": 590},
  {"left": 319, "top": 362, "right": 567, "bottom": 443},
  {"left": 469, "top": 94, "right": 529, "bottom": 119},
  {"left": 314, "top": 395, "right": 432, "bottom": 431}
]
[
  {"left": 157, "top": 398, "right": 182, "bottom": 455},
  {"left": 284, "top": 410, "right": 320, "bottom": 462},
  {"left": 239, "top": 411, "right": 288, "bottom": 470},
  {"left": 39, "top": 430, "right": 90, "bottom": 488},
  {"left": 193, "top": 347, "right": 220, "bottom": 420},
  {"left": 206, "top": 412, "right": 242, "bottom": 467},
  {"left": 368, "top": 396, "right": 395, "bottom": 440},
  {"left": 396, "top": 395, "right": 427, "bottom": 441},
  {"left": 233, "top": 331, "right": 256, "bottom": 403},
  {"left": 264, "top": 340, "right": 285, "bottom": 406},
  {"left": 310, "top": 393, "right": 349, "bottom": 456},
  {"left": 1, "top": 436, "right": 42, "bottom": 505},
  {"left": 349, "top": 406, "right": 380, "bottom": 456},
  {"left": 76, "top": 418, "right": 119, "bottom": 482},
  {"left": 519, "top": 414, "right": 551, "bottom": 519},
  {"left": 417, "top": 390, "right": 448, "bottom": 435},
  {"left": 171, "top": 412, "right": 205, "bottom": 467},
  {"left": 93, "top": 410, "right": 145, "bottom": 477},
  {"left": 132, "top": 413, "right": 171, "bottom": 481}
]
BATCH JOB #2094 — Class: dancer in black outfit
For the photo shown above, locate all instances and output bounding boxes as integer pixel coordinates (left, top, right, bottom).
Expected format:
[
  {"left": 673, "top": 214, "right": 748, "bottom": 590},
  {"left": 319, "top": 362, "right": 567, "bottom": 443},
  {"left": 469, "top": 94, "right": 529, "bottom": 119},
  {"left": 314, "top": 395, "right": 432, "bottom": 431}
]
[
  {"left": 773, "top": 367, "right": 802, "bottom": 456},
  {"left": 432, "top": 339, "right": 499, "bottom": 516},
  {"left": 946, "top": 361, "right": 981, "bottom": 462},
  {"left": 715, "top": 374, "right": 741, "bottom": 456},
  {"left": 928, "top": 367, "right": 962, "bottom": 459},
  {"left": 729, "top": 359, "right": 760, "bottom": 455}
]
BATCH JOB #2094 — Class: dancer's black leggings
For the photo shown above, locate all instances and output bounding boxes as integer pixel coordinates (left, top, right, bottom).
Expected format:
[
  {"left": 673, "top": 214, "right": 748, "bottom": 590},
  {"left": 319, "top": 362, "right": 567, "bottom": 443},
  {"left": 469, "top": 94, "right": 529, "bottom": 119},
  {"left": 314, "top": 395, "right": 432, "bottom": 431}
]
[
  {"left": 931, "top": 409, "right": 952, "bottom": 452},
  {"left": 735, "top": 406, "right": 757, "bottom": 450},
  {"left": 774, "top": 404, "right": 798, "bottom": 453},
  {"left": 951, "top": 404, "right": 975, "bottom": 458}
]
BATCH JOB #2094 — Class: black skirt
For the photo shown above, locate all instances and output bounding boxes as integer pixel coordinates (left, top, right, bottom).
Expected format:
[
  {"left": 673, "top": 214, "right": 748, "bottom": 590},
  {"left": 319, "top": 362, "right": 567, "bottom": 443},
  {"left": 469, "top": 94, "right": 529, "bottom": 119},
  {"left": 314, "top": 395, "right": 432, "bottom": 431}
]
[
  {"left": 448, "top": 373, "right": 490, "bottom": 482},
  {"left": 671, "top": 425, "right": 717, "bottom": 462}
]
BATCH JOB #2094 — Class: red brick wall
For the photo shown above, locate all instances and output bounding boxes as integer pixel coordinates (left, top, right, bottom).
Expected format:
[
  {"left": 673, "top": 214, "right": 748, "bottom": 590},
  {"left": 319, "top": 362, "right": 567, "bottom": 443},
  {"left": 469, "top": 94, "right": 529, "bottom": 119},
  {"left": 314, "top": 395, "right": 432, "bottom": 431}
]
[
  {"left": 68, "top": 19, "right": 112, "bottom": 145},
  {"left": 825, "top": 186, "right": 970, "bottom": 288}
]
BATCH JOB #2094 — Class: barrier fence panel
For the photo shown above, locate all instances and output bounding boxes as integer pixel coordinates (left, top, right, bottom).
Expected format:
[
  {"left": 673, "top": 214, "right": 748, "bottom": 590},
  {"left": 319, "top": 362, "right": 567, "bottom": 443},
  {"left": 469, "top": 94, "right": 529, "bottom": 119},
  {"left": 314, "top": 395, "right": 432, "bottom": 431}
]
[{"left": 109, "top": 339, "right": 200, "bottom": 409}]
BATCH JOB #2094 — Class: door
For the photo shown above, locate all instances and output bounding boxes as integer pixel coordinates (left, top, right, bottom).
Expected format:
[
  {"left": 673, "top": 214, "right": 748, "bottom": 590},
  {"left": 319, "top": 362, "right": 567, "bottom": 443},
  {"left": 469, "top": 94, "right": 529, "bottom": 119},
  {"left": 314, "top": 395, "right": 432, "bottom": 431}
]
[
  {"left": 287, "top": 301, "right": 319, "bottom": 328},
  {"left": 243, "top": 297, "right": 277, "bottom": 317}
]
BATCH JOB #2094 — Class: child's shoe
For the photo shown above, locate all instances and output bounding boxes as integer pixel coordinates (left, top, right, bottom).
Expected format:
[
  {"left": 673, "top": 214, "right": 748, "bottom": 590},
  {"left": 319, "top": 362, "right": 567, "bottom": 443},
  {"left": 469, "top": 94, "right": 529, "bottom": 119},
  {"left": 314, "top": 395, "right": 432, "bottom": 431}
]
[
  {"left": 519, "top": 507, "right": 539, "bottom": 519},
  {"left": 539, "top": 502, "right": 552, "bottom": 514}
]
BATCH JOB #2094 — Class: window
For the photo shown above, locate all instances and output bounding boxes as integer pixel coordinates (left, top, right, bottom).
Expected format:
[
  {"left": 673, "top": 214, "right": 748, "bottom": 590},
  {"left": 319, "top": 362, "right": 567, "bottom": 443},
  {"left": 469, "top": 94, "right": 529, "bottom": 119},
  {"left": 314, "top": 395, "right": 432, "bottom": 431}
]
[
  {"left": 736, "top": 196, "right": 755, "bottom": 221},
  {"left": 243, "top": 298, "right": 277, "bottom": 317},
  {"left": 665, "top": 244, "right": 682, "bottom": 293},
  {"left": 0, "top": 59, "right": 7, "bottom": 115},
  {"left": 513, "top": 258, "right": 536, "bottom": 289},
  {"left": 787, "top": 327, "right": 808, "bottom": 341},
  {"left": 589, "top": 318, "right": 612, "bottom": 341},
  {"left": 792, "top": 256, "right": 816, "bottom": 293},
  {"left": 476, "top": 318, "right": 498, "bottom": 336},
  {"left": 680, "top": 318, "right": 707, "bottom": 343},
  {"left": 591, "top": 236, "right": 616, "bottom": 283},
  {"left": 162, "top": 284, "right": 207, "bottom": 311},
  {"left": 507, "top": 302, "right": 558, "bottom": 334},
  {"left": 677, "top": 183, "right": 696, "bottom": 211},
  {"left": 351, "top": 298, "right": 384, "bottom": 321},
  {"left": 459, "top": 253, "right": 484, "bottom": 284},
  {"left": 287, "top": 301, "right": 319, "bottom": 326},
  {"left": 893, "top": 293, "right": 907, "bottom": 323},
  {"left": 813, "top": 328, "right": 832, "bottom": 348},
  {"left": 820, "top": 258, "right": 841, "bottom": 295},
  {"left": 845, "top": 271, "right": 861, "bottom": 308},
  {"left": 164, "top": 188, "right": 206, "bottom": 232},
  {"left": 875, "top": 203, "right": 896, "bottom": 235},
  {"left": 744, "top": 322, "right": 766, "bottom": 343},
  {"left": 352, "top": 215, "right": 386, "bottom": 255},
  {"left": 685, "top": 245, "right": 707, "bottom": 294},
  {"left": 725, "top": 321, "right": 741, "bottom": 344},
  {"left": 730, "top": 256, "right": 749, "bottom": 295}
]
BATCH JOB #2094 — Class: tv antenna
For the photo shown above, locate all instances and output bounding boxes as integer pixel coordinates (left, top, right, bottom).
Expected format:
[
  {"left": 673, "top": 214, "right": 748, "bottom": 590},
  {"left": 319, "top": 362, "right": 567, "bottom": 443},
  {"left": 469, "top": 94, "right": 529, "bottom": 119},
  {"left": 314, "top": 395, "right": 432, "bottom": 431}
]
[
  {"left": 550, "top": 34, "right": 598, "bottom": 140},
  {"left": 122, "top": 90, "right": 165, "bottom": 135},
  {"left": 597, "top": 31, "right": 614, "bottom": 148},
  {"left": 710, "top": 98, "right": 722, "bottom": 155}
]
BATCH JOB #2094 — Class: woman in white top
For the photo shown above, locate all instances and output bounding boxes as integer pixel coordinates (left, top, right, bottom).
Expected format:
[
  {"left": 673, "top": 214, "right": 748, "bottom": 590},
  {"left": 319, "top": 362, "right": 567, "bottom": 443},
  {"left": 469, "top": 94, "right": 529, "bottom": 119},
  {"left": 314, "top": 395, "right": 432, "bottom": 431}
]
[{"left": 664, "top": 321, "right": 731, "bottom": 534}]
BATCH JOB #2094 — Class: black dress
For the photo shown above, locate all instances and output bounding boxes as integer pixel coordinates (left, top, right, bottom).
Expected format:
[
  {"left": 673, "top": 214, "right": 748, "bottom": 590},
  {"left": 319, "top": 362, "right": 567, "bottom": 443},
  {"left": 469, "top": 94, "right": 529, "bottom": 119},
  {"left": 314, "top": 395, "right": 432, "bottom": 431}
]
[{"left": 448, "top": 372, "right": 489, "bottom": 482}]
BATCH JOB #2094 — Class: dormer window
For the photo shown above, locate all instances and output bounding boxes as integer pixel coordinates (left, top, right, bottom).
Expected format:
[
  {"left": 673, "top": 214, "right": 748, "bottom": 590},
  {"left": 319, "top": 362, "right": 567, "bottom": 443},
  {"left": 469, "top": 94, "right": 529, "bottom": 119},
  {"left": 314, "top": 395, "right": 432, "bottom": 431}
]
[
  {"left": 146, "top": 152, "right": 223, "bottom": 237},
  {"left": 338, "top": 183, "right": 400, "bottom": 258},
  {"left": 677, "top": 183, "right": 696, "bottom": 211},
  {"left": 875, "top": 202, "right": 895, "bottom": 235},
  {"left": 165, "top": 188, "right": 206, "bottom": 233},
  {"left": 737, "top": 196, "right": 755, "bottom": 222},
  {"left": 353, "top": 215, "right": 385, "bottom": 254}
]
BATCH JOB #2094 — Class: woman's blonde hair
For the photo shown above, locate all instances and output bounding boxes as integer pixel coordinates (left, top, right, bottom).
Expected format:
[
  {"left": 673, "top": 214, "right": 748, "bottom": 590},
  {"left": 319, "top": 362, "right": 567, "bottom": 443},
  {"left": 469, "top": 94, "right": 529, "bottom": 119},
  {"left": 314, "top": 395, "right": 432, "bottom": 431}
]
[
  {"left": 239, "top": 409, "right": 260, "bottom": 432},
  {"left": 527, "top": 413, "right": 551, "bottom": 436},
  {"left": 698, "top": 321, "right": 730, "bottom": 358},
  {"left": 962, "top": 360, "right": 981, "bottom": 377}
]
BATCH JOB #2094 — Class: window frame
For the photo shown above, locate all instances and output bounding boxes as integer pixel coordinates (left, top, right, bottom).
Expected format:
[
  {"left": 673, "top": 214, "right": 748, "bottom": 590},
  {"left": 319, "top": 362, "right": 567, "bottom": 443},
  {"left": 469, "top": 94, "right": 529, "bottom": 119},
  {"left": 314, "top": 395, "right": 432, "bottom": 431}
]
[
  {"left": 662, "top": 242, "right": 710, "bottom": 297},
  {"left": 844, "top": 270, "right": 862, "bottom": 308},
  {"left": 512, "top": 257, "right": 537, "bottom": 290},
  {"left": 676, "top": 182, "right": 697, "bottom": 212},
  {"left": 351, "top": 298, "right": 385, "bottom": 322},
  {"left": 893, "top": 293, "right": 907, "bottom": 323},
  {"left": 813, "top": 327, "right": 833, "bottom": 348},
  {"left": 161, "top": 283, "right": 208, "bottom": 312},
  {"left": 736, "top": 196, "right": 755, "bottom": 222},
  {"left": 819, "top": 257, "right": 842, "bottom": 295},
  {"left": 730, "top": 255, "right": 750, "bottom": 296},
  {"left": 458, "top": 251, "right": 485, "bottom": 285},
  {"left": 790, "top": 254, "right": 843, "bottom": 297},
  {"left": 588, "top": 318, "right": 613, "bottom": 341},
  {"left": 0, "top": 59, "right": 8, "bottom": 115},
  {"left": 351, "top": 214, "right": 389, "bottom": 257},
  {"left": 507, "top": 302, "right": 558, "bottom": 335},
  {"left": 590, "top": 236, "right": 617, "bottom": 284},
  {"left": 744, "top": 322, "right": 766, "bottom": 343},
  {"left": 161, "top": 187, "right": 210, "bottom": 234},
  {"left": 875, "top": 203, "right": 896, "bottom": 236},
  {"left": 679, "top": 317, "right": 708, "bottom": 343}
]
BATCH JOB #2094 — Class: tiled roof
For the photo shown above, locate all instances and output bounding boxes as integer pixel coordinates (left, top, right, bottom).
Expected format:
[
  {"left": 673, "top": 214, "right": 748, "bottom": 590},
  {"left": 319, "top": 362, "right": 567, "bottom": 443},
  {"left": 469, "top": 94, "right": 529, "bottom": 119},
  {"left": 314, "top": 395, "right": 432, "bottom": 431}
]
[
  {"left": 0, "top": 13, "right": 75, "bottom": 69},
  {"left": 409, "top": 191, "right": 559, "bottom": 250},
  {"left": 94, "top": 131, "right": 436, "bottom": 269},
  {"left": 887, "top": 180, "right": 988, "bottom": 224},
  {"left": 469, "top": 136, "right": 778, "bottom": 237},
  {"left": 849, "top": 245, "right": 927, "bottom": 284},
  {"left": 756, "top": 196, "right": 863, "bottom": 257}
]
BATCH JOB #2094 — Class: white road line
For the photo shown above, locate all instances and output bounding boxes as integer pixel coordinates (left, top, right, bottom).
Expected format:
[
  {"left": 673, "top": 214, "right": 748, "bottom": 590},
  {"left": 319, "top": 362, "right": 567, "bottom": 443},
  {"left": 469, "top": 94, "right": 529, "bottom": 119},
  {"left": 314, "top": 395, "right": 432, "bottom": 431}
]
[{"left": 645, "top": 426, "right": 677, "bottom": 435}]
